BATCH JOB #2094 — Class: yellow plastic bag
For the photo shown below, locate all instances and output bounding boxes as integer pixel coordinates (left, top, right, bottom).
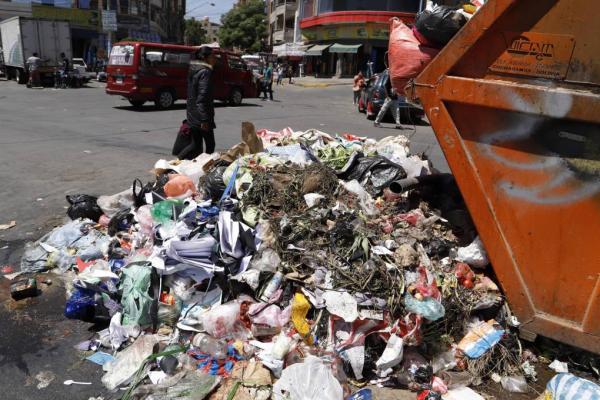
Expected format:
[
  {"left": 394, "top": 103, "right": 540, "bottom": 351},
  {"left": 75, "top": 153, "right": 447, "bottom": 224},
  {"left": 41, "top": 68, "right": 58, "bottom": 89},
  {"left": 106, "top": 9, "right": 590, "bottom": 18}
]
[{"left": 291, "top": 293, "right": 312, "bottom": 344}]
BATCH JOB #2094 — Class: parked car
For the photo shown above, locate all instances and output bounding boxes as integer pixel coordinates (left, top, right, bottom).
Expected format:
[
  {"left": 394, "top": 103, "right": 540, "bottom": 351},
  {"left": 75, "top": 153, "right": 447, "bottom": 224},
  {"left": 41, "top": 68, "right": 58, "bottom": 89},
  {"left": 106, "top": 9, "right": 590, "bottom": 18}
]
[
  {"left": 358, "top": 69, "right": 424, "bottom": 122},
  {"left": 72, "top": 58, "right": 95, "bottom": 82},
  {"left": 105, "top": 42, "right": 258, "bottom": 109}
]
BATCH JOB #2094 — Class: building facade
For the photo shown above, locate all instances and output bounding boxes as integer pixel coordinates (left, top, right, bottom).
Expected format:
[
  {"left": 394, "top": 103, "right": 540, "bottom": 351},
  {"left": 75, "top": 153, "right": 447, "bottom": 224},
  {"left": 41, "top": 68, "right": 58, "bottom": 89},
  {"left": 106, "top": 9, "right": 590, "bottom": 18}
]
[
  {"left": 300, "top": 0, "right": 423, "bottom": 77},
  {"left": 0, "top": 0, "right": 184, "bottom": 64},
  {"left": 267, "top": 0, "right": 297, "bottom": 47},
  {"left": 200, "top": 16, "right": 220, "bottom": 44}
]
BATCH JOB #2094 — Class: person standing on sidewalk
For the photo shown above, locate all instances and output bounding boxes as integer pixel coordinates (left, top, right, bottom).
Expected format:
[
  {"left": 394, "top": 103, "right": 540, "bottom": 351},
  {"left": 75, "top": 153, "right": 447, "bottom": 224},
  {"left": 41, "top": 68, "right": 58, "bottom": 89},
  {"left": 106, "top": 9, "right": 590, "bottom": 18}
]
[
  {"left": 26, "top": 52, "right": 41, "bottom": 88},
  {"left": 374, "top": 73, "right": 402, "bottom": 129},
  {"left": 178, "top": 46, "right": 217, "bottom": 159},
  {"left": 276, "top": 64, "right": 284, "bottom": 86},
  {"left": 352, "top": 71, "right": 365, "bottom": 105},
  {"left": 287, "top": 65, "right": 294, "bottom": 84},
  {"left": 261, "top": 63, "right": 274, "bottom": 101}
]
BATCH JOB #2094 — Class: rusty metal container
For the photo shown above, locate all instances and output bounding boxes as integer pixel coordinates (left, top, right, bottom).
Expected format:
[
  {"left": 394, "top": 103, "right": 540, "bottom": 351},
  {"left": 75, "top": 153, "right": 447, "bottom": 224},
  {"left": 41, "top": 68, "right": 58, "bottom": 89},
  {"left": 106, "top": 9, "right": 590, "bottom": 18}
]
[{"left": 412, "top": 0, "right": 600, "bottom": 352}]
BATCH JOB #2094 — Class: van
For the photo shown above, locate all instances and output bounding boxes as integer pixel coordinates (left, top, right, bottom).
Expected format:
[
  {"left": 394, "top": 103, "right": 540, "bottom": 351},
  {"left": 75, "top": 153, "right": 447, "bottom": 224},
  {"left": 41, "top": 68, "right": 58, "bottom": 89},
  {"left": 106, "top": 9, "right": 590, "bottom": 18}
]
[{"left": 105, "top": 42, "right": 259, "bottom": 109}]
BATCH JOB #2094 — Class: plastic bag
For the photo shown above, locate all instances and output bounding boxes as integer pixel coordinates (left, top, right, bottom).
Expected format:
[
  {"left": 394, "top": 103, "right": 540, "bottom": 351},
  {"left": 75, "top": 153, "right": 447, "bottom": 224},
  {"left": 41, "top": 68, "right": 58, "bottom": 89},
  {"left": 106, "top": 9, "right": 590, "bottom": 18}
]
[
  {"left": 456, "top": 236, "right": 489, "bottom": 268},
  {"left": 415, "top": 5, "right": 468, "bottom": 46},
  {"left": 500, "top": 375, "right": 528, "bottom": 393},
  {"left": 545, "top": 373, "right": 600, "bottom": 399},
  {"left": 405, "top": 293, "right": 445, "bottom": 321},
  {"left": 457, "top": 320, "right": 504, "bottom": 359},
  {"left": 102, "top": 334, "right": 159, "bottom": 390},
  {"left": 64, "top": 286, "right": 97, "bottom": 321},
  {"left": 388, "top": 18, "right": 440, "bottom": 95},
  {"left": 151, "top": 199, "right": 184, "bottom": 225},
  {"left": 338, "top": 154, "right": 407, "bottom": 194},
  {"left": 204, "top": 165, "right": 228, "bottom": 201},
  {"left": 201, "top": 299, "right": 252, "bottom": 340},
  {"left": 375, "top": 334, "right": 404, "bottom": 377},
  {"left": 119, "top": 262, "right": 153, "bottom": 327},
  {"left": 172, "top": 120, "right": 193, "bottom": 157},
  {"left": 97, "top": 188, "right": 134, "bottom": 218},
  {"left": 341, "top": 180, "right": 378, "bottom": 216},
  {"left": 164, "top": 174, "right": 197, "bottom": 199},
  {"left": 66, "top": 194, "right": 104, "bottom": 222},
  {"left": 273, "top": 356, "right": 343, "bottom": 400}
]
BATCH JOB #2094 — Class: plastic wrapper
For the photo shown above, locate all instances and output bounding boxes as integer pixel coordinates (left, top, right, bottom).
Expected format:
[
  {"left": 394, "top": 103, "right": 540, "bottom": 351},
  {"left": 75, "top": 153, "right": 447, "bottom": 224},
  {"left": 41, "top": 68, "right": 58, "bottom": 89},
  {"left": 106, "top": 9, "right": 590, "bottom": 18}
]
[
  {"left": 442, "top": 387, "right": 484, "bottom": 400},
  {"left": 102, "top": 334, "right": 160, "bottom": 390},
  {"left": 64, "top": 286, "right": 97, "bottom": 321},
  {"left": 341, "top": 180, "right": 378, "bottom": 216},
  {"left": 457, "top": 320, "right": 504, "bottom": 359},
  {"left": 249, "top": 303, "right": 290, "bottom": 328},
  {"left": 66, "top": 194, "right": 104, "bottom": 222},
  {"left": 388, "top": 18, "right": 440, "bottom": 95},
  {"left": 545, "top": 373, "right": 600, "bottom": 399},
  {"left": 273, "top": 356, "right": 343, "bottom": 400}
]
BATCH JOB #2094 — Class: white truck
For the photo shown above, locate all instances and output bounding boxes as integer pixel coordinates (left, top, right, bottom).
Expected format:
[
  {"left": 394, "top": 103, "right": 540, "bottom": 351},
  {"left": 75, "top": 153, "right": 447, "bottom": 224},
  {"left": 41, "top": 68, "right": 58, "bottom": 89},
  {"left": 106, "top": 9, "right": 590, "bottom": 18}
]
[{"left": 0, "top": 16, "right": 72, "bottom": 84}]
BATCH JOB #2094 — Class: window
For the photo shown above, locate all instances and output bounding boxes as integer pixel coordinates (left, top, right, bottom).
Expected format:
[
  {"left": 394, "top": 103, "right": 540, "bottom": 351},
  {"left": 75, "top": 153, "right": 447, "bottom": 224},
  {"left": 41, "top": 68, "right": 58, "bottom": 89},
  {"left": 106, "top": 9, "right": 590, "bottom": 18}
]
[
  {"left": 120, "top": 0, "right": 129, "bottom": 14},
  {"left": 227, "top": 55, "right": 246, "bottom": 71},
  {"left": 142, "top": 48, "right": 191, "bottom": 68},
  {"left": 318, "top": 0, "right": 420, "bottom": 13},
  {"left": 109, "top": 45, "right": 135, "bottom": 65}
]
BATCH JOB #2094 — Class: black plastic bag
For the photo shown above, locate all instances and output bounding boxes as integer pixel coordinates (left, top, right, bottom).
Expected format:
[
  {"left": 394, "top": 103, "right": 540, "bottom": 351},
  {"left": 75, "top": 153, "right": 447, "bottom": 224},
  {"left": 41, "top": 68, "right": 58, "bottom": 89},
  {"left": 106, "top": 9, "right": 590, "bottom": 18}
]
[
  {"left": 132, "top": 174, "right": 170, "bottom": 208},
  {"left": 66, "top": 194, "right": 103, "bottom": 222},
  {"left": 338, "top": 153, "right": 407, "bottom": 194},
  {"left": 204, "top": 165, "right": 228, "bottom": 201},
  {"left": 172, "top": 120, "right": 192, "bottom": 157},
  {"left": 415, "top": 6, "right": 467, "bottom": 46}
]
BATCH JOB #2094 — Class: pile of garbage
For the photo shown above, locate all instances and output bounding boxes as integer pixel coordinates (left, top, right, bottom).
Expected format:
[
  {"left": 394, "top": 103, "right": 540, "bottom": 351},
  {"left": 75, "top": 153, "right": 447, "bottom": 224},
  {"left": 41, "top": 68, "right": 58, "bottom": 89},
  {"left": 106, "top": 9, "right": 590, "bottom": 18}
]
[
  {"left": 19, "top": 124, "right": 599, "bottom": 399},
  {"left": 389, "top": 1, "right": 480, "bottom": 95}
]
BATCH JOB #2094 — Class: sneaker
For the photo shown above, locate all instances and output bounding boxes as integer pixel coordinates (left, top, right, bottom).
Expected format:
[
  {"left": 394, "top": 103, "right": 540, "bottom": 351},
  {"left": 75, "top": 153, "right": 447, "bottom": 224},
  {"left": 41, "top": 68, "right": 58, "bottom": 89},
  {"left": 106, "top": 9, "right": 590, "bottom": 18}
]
[{"left": 374, "top": 122, "right": 381, "bottom": 127}]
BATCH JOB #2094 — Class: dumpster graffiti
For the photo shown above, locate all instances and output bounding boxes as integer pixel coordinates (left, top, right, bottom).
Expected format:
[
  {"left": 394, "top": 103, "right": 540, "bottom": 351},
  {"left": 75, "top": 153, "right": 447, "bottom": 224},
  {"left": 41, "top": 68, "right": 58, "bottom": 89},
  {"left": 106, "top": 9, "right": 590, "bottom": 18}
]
[{"left": 479, "top": 125, "right": 600, "bottom": 206}]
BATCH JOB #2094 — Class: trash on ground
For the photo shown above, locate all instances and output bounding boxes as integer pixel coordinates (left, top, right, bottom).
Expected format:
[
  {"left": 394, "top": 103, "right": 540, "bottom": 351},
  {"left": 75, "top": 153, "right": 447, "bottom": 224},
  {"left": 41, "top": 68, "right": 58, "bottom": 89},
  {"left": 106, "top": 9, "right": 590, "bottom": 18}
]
[
  {"left": 19, "top": 125, "right": 562, "bottom": 399},
  {"left": 0, "top": 220, "right": 16, "bottom": 230}
]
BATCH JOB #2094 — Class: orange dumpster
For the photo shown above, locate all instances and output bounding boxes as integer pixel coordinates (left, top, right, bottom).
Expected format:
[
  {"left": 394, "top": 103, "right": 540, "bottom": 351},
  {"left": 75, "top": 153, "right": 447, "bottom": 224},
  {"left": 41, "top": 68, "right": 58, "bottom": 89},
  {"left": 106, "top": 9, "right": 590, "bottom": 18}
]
[{"left": 411, "top": 0, "right": 600, "bottom": 353}]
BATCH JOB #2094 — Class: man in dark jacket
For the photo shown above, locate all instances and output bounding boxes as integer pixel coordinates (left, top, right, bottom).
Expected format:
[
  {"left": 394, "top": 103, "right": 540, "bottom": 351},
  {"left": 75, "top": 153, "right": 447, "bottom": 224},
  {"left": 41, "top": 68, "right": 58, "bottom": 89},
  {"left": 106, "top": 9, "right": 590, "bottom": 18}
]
[{"left": 179, "top": 46, "right": 217, "bottom": 159}]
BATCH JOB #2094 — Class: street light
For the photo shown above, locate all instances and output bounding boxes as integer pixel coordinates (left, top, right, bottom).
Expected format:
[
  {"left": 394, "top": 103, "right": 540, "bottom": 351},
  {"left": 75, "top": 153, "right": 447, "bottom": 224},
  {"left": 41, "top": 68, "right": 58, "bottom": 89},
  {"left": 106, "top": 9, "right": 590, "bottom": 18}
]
[{"left": 185, "top": 1, "right": 215, "bottom": 17}]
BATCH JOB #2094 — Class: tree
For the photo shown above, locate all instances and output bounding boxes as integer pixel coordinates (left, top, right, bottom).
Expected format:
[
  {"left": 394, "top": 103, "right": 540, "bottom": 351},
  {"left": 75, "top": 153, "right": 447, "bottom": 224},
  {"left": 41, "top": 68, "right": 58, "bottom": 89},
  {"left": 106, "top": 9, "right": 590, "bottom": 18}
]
[
  {"left": 184, "top": 18, "right": 207, "bottom": 46},
  {"left": 219, "top": 0, "right": 267, "bottom": 53}
]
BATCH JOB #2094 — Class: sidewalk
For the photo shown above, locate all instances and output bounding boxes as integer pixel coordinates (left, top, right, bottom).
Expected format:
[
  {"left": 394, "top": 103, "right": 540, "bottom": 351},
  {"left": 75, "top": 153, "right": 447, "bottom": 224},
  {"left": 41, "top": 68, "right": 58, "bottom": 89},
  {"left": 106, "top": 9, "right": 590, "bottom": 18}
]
[{"left": 292, "top": 76, "right": 354, "bottom": 88}]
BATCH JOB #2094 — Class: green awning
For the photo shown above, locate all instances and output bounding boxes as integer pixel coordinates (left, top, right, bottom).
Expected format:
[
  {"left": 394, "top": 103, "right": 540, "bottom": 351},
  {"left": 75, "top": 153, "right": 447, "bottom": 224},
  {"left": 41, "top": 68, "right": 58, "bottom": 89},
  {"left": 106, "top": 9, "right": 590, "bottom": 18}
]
[
  {"left": 305, "top": 44, "right": 331, "bottom": 56},
  {"left": 329, "top": 43, "right": 362, "bottom": 54}
]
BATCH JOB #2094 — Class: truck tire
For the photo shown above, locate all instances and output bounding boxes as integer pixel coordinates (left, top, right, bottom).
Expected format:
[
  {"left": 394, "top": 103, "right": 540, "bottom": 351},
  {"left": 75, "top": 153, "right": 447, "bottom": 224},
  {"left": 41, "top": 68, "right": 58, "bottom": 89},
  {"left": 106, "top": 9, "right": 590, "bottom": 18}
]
[
  {"left": 155, "top": 89, "right": 175, "bottom": 109},
  {"left": 229, "top": 88, "right": 243, "bottom": 106},
  {"left": 16, "top": 68, "right": 27, "bottom": 84},
  {"left": 129, "top": 100, "right": 146, "bottom": 108}
]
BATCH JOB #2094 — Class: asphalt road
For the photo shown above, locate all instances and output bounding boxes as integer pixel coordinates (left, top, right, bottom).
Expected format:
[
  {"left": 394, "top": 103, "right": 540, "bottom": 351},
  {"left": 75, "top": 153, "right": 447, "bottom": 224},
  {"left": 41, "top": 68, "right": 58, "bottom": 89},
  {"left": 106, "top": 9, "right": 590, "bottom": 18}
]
[{"left": 0, "top": 79, "right": 448, "bottom": 400}]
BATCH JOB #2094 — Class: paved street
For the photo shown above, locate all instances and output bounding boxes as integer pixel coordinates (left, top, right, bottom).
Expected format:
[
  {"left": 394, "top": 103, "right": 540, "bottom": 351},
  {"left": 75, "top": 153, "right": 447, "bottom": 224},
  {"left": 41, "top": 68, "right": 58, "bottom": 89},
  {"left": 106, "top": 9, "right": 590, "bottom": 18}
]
[{"left": 0, "top": 79, "right": 447, "bottom": 400}]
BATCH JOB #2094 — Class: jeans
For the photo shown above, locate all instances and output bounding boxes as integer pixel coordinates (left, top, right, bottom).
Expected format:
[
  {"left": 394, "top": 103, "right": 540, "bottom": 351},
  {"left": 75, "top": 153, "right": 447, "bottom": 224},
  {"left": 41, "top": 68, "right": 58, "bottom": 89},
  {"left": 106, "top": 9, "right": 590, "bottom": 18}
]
[
  {"left": 375, "top": 97, "right": 401, "bottom": 125},
  {"left": 178, "top": 126, "right": 215, "bottom": 160},
  {"left": 353, "top": 90, "right": 361, "bottom": 104},
  {"left": 261, "top": 81, "right": 273, "bottom": 100}
]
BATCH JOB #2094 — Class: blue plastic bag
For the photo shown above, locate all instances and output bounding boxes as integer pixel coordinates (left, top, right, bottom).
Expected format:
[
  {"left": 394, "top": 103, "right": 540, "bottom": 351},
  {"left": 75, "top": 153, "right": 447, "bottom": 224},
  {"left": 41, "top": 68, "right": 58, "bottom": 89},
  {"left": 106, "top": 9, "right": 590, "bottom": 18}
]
[{"left": 65, "top": 286, "right": 97, "bottom": 321}]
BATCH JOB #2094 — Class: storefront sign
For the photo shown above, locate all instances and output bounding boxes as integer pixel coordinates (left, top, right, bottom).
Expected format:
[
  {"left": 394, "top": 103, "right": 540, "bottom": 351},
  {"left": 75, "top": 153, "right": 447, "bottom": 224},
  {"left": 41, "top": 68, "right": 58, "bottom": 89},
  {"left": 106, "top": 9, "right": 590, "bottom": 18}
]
[
  {"left": 32, "top": 5, "right": 98, "bottom": 29},
  {"left": 118, "top": 14, "right": 144, "bottom": 28},
  {"left": 302, "top": 23, "right": 390, "bottom": 42},
  {"left": 102, "top": 10, "right": 117, "bottom": 32}
]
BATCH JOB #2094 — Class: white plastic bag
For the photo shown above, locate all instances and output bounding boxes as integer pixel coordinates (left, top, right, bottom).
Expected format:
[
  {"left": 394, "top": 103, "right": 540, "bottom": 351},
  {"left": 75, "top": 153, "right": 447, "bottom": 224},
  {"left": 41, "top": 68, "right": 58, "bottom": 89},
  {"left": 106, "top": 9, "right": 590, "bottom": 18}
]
[
  {"left": 456, "top": 236, "right": 489, "bottom": 268},
  {"left": 273, "top": 356, "right": 343, "bottom": 400},
  {"left": 375, "top": 334, "right": 404, "bottom": 377},
  {"left": 97, "top": 189, "right": 134, "bottom": 218},
  {"left": 102, "top": 334, "right": 159, "bottom": 390},
  {"left": 341, "top": 180, "right": 378, "bottom": 216}
]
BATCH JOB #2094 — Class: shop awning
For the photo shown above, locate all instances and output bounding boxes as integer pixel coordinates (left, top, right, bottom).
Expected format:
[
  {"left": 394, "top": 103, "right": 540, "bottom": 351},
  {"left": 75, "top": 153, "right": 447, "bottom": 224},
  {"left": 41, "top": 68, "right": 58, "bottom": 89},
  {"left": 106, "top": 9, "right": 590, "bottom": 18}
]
[
  {"left": 329, "top": 44, "right": 362, "bottom": 54},
  {"left": 305, "top": 44, "right": 331, "bottom": 56}
]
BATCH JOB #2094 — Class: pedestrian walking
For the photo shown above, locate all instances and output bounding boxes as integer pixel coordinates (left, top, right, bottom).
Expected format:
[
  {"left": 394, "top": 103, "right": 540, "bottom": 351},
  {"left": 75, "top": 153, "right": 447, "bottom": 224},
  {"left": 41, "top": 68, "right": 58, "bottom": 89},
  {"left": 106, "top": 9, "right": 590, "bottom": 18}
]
[
  {"left": 374, "top": 71, "right": 403, "bottom": 129},
  {"left": 261, "top": 63, "right": 274, "bottom": 101},
  {"left": 353, "top": 71, "right": 365, "bottom": 105},
  {"left": 287, "top": 65, "right": 294, "bottom": 84},
  {"left": 26, "top": 52, "right": 41, "bottom": 88},
  {"left": 276, "top": 65, "right": 284, "bottom": 85},
  {"left": 177, "top": 46, "right": 217, "bottom": 159}
]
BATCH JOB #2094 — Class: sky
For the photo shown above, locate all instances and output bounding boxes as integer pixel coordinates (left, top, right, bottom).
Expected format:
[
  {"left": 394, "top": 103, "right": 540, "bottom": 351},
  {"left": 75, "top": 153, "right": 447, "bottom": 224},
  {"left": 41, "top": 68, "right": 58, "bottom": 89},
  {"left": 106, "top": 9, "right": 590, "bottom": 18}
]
[{"left": 185, "top": 0, "right": 238, "bottom": 23}]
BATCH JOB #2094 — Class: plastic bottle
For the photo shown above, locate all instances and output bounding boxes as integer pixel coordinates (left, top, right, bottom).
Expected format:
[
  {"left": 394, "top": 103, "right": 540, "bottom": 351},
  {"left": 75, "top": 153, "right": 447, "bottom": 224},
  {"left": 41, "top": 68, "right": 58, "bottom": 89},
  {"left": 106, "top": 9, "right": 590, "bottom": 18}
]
[
  {"left": 260, "top": 271, "right": 283, "bottom": 301},
  {"left": 192, "top": 333, "right": 228, "bottom": 359}
]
